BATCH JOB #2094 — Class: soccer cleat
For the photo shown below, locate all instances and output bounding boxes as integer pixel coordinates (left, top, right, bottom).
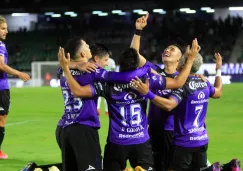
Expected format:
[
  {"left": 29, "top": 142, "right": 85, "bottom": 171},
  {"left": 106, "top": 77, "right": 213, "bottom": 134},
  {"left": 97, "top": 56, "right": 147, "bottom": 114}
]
[
  {"left": 20, "top": 162, "right": 37, "bottom": 171},
  {"left": 48, "top": 166, "right": 60, "bottom": 171},
  {"left": 135, "top": 166, "right": 145, "bottom": 171},
  {"left": 0, "top": 150, "right": 8, "bottom": 159},
  {"left": 34, "top": 168, "right": 43, "bottom": 171},
  {"left": 212, "top": 162, "right": 223, "bottom": 171},
  {"left": 123, "top": 168, "right": 132, "bottom": 171},
  {"left": 230, "top": 159, "right": 241, "bottom": 171}
]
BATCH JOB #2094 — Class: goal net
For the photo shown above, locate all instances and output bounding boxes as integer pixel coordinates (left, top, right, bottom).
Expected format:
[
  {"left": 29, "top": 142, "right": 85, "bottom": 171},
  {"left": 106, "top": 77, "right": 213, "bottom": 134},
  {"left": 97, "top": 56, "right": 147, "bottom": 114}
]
[{"left": 31, "top": 61, "right": 60, "bottom": 87}]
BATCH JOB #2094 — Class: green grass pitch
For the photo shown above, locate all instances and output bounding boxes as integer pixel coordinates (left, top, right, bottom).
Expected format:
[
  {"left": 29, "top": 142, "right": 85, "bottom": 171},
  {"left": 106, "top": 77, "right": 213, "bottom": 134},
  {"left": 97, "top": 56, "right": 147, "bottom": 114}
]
[{"left": 0, "top": 84, "right": 243, "bottom": 170}]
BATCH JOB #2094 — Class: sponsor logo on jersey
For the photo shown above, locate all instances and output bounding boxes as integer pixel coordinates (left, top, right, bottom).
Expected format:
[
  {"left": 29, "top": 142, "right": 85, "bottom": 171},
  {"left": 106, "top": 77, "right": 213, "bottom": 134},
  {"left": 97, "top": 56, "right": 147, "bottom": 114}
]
[
  {"left": 198, "top": 91, "right": 205, "bottom": 99},
  {"left": 124, "top": 92, "right": 137, "bottom": 100},
  {"left": 152, "top": 75, "right": 157, "bottom": 80},
  {"left": 189, "top": 81, "right": 207, "bottom": 90},
  {"left": 114, "top": 83, "right": 132, "bottom": 92}
]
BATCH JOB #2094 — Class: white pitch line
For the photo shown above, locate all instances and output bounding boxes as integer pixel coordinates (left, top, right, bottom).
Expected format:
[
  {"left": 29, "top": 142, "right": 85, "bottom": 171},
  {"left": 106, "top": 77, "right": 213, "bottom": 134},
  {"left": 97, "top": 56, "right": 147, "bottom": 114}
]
[{"left": 6, "top": 120, "right": 37, "bottom": 127}]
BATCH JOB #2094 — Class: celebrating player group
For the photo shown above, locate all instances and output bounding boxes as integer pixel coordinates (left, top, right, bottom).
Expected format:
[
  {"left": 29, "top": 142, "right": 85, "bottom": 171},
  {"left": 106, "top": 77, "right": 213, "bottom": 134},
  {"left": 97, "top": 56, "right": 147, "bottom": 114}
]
[
  {"left": 54, "top": 13, "right": 240, "bottom": 171},
  {"left": 0, "top": 12, "right": 241, "bottom": 171}
]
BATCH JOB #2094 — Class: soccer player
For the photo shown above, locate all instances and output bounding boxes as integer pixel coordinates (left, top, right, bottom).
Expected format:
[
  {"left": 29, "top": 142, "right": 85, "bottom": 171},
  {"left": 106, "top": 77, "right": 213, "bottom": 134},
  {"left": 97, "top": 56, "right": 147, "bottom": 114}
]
[
  {"left": 0, "top": 16, "right": 30, "bottom": 159},
  {"left": 97, "top": 56, "right": 116, "bottom": 116},
  {"left": 130, "top": 51, "right": 229, "bottom": 171},
  {"left": 130, "top": 13, "right": 183, "bottom": 170},
  {"left": 56, "top": 38, "right": 153, "bottom": 171},
  {"left": 57, "top": 41, "right": 198, "bottom": 170}
]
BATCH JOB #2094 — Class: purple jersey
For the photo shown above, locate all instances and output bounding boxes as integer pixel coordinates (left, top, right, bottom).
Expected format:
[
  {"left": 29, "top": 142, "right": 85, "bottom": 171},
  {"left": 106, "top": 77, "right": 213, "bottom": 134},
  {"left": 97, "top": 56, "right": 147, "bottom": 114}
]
[
  {"left": 146, "top": 61, "right": 178, "bottom": 131},
  {"left": 58, "top": 65, "right": 151, "bottom": 128},
  {"left": 0, "top": 42, "right": 9, "bottom": 90},
  {"left": 90, "top": 73, "right": 166, "bottom": 145},
  {"left": 170, "top": 76, "right": 215, "bottom": 148},
  {"left": 60, "top": 70, "right": 99, "bottom": 128}
]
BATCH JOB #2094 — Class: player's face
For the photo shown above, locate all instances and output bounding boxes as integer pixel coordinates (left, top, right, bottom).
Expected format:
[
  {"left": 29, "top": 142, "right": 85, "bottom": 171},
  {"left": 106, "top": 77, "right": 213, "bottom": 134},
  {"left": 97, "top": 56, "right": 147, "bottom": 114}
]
[
  {"left": 162, "top": 45, "right": 181, "bottom": 64},
  {"left": 96, "top": 55, "right": 109, "bottom": 68},
  {"left": 0, "top": 23, "right": 8, "bottom": 40},
  {"left": 81, "top": 40, "right": 92, "bottom": 61}
]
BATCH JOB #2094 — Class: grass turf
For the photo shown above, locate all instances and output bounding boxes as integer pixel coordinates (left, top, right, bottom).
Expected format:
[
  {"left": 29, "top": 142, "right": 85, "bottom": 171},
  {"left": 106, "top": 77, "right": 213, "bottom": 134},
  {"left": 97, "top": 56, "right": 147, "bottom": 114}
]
[{"left": 0, "top": 84, "right": 242, "bottom": 170}]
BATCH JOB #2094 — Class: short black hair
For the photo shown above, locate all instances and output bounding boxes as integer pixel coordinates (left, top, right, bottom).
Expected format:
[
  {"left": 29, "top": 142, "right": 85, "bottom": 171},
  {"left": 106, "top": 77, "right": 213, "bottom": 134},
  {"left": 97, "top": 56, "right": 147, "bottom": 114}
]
[
  {"left": 119, "top": 48, "right": 140, "bottom": 72},
  {"left": 167, "top": 41, "right": 184, "bottom": 55},
  {"left": 90, "top": 43, "right": 111, "bottom": 59},
  {"left": 64, "top": 37, "right": 83, "bottom": 60}
]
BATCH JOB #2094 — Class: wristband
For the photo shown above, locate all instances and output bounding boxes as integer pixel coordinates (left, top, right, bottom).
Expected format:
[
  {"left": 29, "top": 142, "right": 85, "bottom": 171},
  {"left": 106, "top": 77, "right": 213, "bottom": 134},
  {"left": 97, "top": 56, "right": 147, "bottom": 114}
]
[
  {"left": 145, "top": 91, "right": 155, "bottom": 100},
  {"left": 216, "top": 69, "right": 221, "bottom": 77},
  {"left": 135, "top": 29, "right": 142, "bottom": 36}
]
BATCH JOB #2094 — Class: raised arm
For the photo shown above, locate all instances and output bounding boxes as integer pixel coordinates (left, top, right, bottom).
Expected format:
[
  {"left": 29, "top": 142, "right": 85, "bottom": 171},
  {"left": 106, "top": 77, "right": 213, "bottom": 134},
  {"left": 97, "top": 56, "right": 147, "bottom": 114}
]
[
  {"left": 211, "top": 53, "right": 223, "bottom": 98},
  {"left": 130, "top": 13, "right": 149, "bottom": 67},
  {"left": 0, "top": 55, "right": 30, "bottom": 82},
  {"left": 73, "top": 62, "right": 151, "bottom": 83},
  {"left": 165, "top": 39, "right": 200, "bottom": 89}
]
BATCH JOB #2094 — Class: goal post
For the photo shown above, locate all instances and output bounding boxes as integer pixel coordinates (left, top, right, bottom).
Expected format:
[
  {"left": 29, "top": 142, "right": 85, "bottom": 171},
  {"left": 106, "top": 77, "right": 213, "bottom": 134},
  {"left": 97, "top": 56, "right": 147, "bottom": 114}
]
[{"left": 31, "top": 61, "right": 60, "bottom": 87}]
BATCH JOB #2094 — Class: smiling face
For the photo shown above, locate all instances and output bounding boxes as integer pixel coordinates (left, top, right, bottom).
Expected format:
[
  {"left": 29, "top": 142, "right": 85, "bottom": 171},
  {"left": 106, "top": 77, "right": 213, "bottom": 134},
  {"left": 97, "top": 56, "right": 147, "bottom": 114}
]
[{"left": 162, "top": 45, "right": 182, "bottom": 64}]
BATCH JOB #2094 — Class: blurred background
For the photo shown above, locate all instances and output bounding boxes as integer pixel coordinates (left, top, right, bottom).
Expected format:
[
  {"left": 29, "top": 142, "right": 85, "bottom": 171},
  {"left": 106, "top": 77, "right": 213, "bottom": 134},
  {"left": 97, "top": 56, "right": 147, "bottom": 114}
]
[{"left": 0, "top": 0, "right": 243, "bottom": 87}]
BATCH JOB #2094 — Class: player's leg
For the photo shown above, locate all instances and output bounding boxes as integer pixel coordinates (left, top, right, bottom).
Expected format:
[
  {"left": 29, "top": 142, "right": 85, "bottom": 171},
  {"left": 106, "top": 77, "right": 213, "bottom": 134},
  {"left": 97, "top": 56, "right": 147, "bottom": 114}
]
[
  {"left": 148, "top": 125, "right": 164, "bottom": 171},
  {"left": 97, "top": 97, "right": 101, "bottom": 116},
  {"left": 0, "top": 89, "right": 10, "bottom": 159},
  {"left": 61, "top": 125, "right": 78, "bottom": 171},
  {"left": 163, "top": 130, "right": 174, "bottom": 170},
  {"left": 191, "top": 144, "right": 208, "bottom": 171},
  {"left": 104, "top": 99, "right": 109, "bottom": 115},
  {"left": 129, "top": 140, "right": 154, "bottom": 171},
  {"left": 103, "top": 142, "right": 128, "bottom": 171},
  {"left": 55, "top": 125, "right": 63, "bottom": 149},
  {"left": 70, "top": 124, "right": 102, "bottom": 171},
  {"left": 167, "top": 145, "right": 193, "bottom": 171}
]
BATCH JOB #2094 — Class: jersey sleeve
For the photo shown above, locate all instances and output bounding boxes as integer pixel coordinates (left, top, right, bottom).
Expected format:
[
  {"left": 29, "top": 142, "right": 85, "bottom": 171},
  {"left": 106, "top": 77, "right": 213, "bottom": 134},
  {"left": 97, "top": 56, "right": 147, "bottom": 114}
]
[
  {"left": 149, "top": 73, "right": 166, "bottom": 90},
  {"left": 76, "top": 73, "right": 94, "bottom": 85},
  {"left": 207, "top": 80, "right": 215, "bottom": 97},
  {"left": 97, "top": 65, "right": 151, "bottom": 83},
  {"left": 91, "top": 82, "right": 110, "bottom": 98},
  {"left": 169, "top": 88, "right": 184, "bottom": 105},
  {"left": 145, "top": 61, "right": 163, "bottom": 73},
  {"left": 0, "top": 47, "right": 5, "bottom": 58}
]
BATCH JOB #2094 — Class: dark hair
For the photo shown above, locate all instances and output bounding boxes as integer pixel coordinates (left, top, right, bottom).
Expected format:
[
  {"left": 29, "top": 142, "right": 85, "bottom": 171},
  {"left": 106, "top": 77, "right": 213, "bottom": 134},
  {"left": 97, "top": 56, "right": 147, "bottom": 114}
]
[
  {"left": 119, "top": 48, "right": 140, "bottom": 72},
  {"left": 64, "top": 37, "right": 83, "bottom": 60},
  {"left": 90, "top": 43, "right": 111, "bottom": 59},
  {"left": 167, "top": 41, "right": 184, "bottom": 55}
]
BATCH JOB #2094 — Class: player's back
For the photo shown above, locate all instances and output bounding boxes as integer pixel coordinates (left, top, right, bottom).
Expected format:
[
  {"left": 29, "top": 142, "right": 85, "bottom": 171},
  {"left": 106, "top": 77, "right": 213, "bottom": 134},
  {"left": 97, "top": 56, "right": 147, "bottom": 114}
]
[
  {"left": 60, "top": 69, "right": 100, "bottom": 128},
  {"left": 93, "top": 73, "right": 166, "bottom": 145},
  {"left": 171, "top": 75, "right": 215, "bottom": 147},
  {"left": 0, "top": 41, "right": 9, "bottom": 90},
  {"left": 96, "top": 81, "right": 149, "bottom": 145}
]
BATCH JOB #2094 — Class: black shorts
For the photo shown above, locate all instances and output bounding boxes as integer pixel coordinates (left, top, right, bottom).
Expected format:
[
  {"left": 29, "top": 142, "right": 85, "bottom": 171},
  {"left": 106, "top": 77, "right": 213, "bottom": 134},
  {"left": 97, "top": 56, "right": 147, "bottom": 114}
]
[
  {"left": 55, "top": 125, "right": 63, "bottom": 149},
  {"left": 103, "top": 140, "right": 154, "bottom": 171},
  {"left": 61, "top": 123, "right": 102, "bottom": 171},
  {"left": 149, "top": 126, "right": 174, "bottom": 171},
  {"left": 0, "top": 89, "right": 10, "bottom": 115},
  {"left": 168, "top": 144, "right": 208, "bottom": 171}
]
